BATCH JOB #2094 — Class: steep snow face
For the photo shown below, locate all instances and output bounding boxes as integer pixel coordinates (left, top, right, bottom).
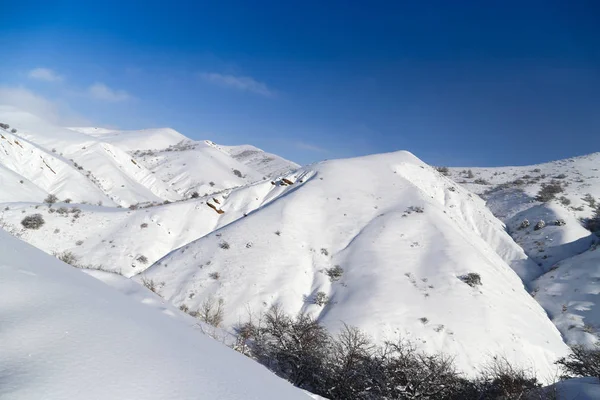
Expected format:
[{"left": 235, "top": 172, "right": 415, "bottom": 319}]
[
  {"left": 0, "top": 124, "right": 114, "bottom": 205},
  {"left": 142, "top": 151, "right": 568, "bottom": 380},
  {"left": 448, "top": 153, "right": 600, "bottom": 271},
  {"left": 0, "top": 107, "right": 181, "bottom": 206},
  {"left": 0, "top": 229, "right": 310, "bottom": 400}
]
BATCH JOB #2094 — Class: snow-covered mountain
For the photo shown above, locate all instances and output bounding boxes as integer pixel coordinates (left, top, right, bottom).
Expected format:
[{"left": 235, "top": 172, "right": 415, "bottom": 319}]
[
  {"left": 0, "top": 106, "right": 298, "bottom": 207},
  {"left": 3, "top": 106, "right": 600, "bottom": 394},
  {"left": 140, "top": 151, "right": 568, "bottom": 380}
]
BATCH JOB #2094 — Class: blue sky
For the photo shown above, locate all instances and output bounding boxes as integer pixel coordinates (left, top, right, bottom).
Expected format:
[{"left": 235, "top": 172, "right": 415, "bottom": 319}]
[{"left": 1, "top": 1, "right": 598, "bottom": 166}]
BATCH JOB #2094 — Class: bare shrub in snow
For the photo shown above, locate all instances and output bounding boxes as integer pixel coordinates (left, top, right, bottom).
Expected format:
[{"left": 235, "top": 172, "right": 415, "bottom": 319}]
[
  {"left": 475, "top": 356, "right": 541, "bottom": 399},
  {"left": 140, "top": 223, "right": 148, "bottom": 228},
  {"left": 246, "top": 305, "right": 330, "bottom": 388},
  {"left": 325, "top": 265, "right": 344, "bottom": 282},
  {"left": 190, "top": 191, "right": 200, "bottom": 199},
  {"left": 554, "top": 219, "right": 566, "bottom": 226},
  {"left": 44, "top": 194, "right": 58, "bottom": 205},
  {"left": 141, "top": 277, "right": 159, "bottom": 293},
  {"left": 559, "top": 196, "right": 571, "bottom": 206},
  {"left": 320, "top": 248, "right": 329, "bottom": 256},
  {"left": 465, "top": 169, "right": 475, "bottom": 178},
  {"left": 0, "top": 122, "right": 9, "bottom": 129},
  {"left": 198, "top": 296, "right": 225, "bottom": 327},
  {"left": 536, "top": 182, "right": 563, "bottom": 202},
  {"left": 582, "top": 193, "right": 597, "bottom": 209},
  {"left": 313, "top": 291, "right": 330, "bottom": 306},
  {"left": 56, "top": 207, "right": 69, "bottom": 215},
  {"left": 219, "top": 241, "right": 230, "bottom": 249},
  {"left": 518, "top": 219, "right": 530, "bottom": 230},
  {"left": 75, "top": 240, "right": 84, "bottom": 246},
  {"left": 436, "top": 166, "right": 450, "bottom": 176},
  {"left": 459, "top": 272, "right": 482, "bottom": 287},
  {"left": 21, "top": 214, "right": 45, "bottom": 229},
  {"left": 136, "top": 255, "right": 149, "bottom": 264},
  {"left": 10, "top": 128, "right": 16, "bottom": 133},
  {"left": 474, "top": 178, "right": 490, "bottom": 185},
  {"left": 534, "top": 220, "right": 546, "bottom": 231},
  {"left": 232, "top": 169, "right": 243, "bottom": 178},
  {"left": 209, "top": 271, "right": 220, "bottom": 280},
  {"left": 556, "top": 344, "right": 600, "bottom": 380},
  {"left": 54, "top": 251, "right": 79, "bottom": 266},
  {"left": 584, "top": 207, "right": 600, "bottom": 233},
  {"left": 236, "top": 307, "right": 552, "bottom": 399}
]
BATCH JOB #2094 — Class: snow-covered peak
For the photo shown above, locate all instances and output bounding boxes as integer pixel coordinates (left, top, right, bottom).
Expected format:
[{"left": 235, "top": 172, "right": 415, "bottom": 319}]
[{"left": 141, "top": 150, "right": 568, "bottom": 381}]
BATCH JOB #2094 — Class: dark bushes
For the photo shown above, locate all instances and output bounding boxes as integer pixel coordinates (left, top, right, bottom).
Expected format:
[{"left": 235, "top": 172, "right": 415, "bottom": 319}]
[{"left": 237, "top": 306, "right": 548, "bottom": 399}]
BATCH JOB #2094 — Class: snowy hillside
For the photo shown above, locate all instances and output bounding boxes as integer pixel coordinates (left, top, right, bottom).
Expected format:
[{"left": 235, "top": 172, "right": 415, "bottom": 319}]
[
  {"left": 0, "top": 178, "right": 301, "bottom": 276},
  {"left": 141, "top": 151, "right": 568, "bottom": 380},
  {"left": 447, "top": 154, "right": 600, "bottom": 269},
  {"left": 0, "top": 228, "right": 311, "bottom": 400},
  {"left": 447, "top": 155, "right": 600, "bottom": 345}
]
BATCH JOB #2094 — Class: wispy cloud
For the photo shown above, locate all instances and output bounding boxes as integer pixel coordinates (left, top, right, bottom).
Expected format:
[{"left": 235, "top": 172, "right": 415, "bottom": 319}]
[
  {"left": 295, "top": 141, "right": 327, "bottom": 153},
  {"left": 28, "top": 68, "right": 63, "bottom": 82},
  {"left": 88, "top": 83, "right": 131, "bottom": 102},
  {"left": 199, "top": 72, "right": 275, "bottom": 97},
  {"left": 0, "top": 86, "right": 90, "bottom": 125}
]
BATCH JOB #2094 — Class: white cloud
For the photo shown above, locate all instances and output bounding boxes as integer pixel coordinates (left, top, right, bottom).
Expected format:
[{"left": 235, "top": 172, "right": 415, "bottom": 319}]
[
  {"left": 28, "top": 68, "right": 63, "bottom": 82},
  {"left": 0, "top": 86, "right": 90, "bottom": 125},
  {"left": 199, "top": 72, "right": 275, "bottom": 97},
  {"left": 88, "top": 83, "right": 131, "bottom": 102},
  {"left": 295, "top": 141, "right": 327, "bottom": 153}
]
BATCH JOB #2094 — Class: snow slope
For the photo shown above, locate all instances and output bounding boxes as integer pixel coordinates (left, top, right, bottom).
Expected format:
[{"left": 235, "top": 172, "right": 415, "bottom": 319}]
[
  {"left": 132, "top": 140, "right": 265, "bottom": 198},
  {"left": 0, "top": 178, "right": 301, "bottom": 277},
  {"left": 0, "top": 228, "right": 310, "bottom": 400},
  {"left": 532, "top": 244, "right": 600, "bottom": 347},
  {"left": 447, "top": 156, "right": 600, "bottom": 345},
  {"left": 141, "top": 151, "right": 568, "bottom": 381},
  {"left": 447, "top": 154, "right": 600, "bottom": 270}
]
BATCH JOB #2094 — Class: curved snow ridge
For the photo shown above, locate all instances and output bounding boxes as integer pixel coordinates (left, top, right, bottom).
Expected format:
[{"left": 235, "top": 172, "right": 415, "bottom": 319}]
[
  {"left": 141, "top": 150, "right": 568, "bottom": 381},
  {"left": 0, "top": 129, "right": 114, "bottom": 204},
  {"left": 0, "top": 229, "right": 310, "bottom": 400}
]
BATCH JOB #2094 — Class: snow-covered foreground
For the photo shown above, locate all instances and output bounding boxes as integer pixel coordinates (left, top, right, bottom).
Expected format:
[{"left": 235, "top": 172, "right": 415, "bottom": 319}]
[{"left": 0, "top": 228, "right": 310, "bottom": 400}]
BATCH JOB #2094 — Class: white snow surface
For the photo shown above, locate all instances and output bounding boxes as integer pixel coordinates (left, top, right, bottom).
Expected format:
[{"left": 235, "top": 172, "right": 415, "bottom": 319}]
[
  {"left": 142, "top": 151, "right": 568, "bottom": 381},
  {"left": 0, "top": 228, "right": 310, "bottom": 400},
  {"left": 448, "top": 155, "right": 600, "bottom": 344}
]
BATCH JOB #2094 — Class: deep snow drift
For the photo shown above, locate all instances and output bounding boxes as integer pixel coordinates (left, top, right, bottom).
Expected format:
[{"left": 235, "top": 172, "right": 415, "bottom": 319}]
[{"left": 0, "top": 228, "right": 310, "bottom": 400}]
